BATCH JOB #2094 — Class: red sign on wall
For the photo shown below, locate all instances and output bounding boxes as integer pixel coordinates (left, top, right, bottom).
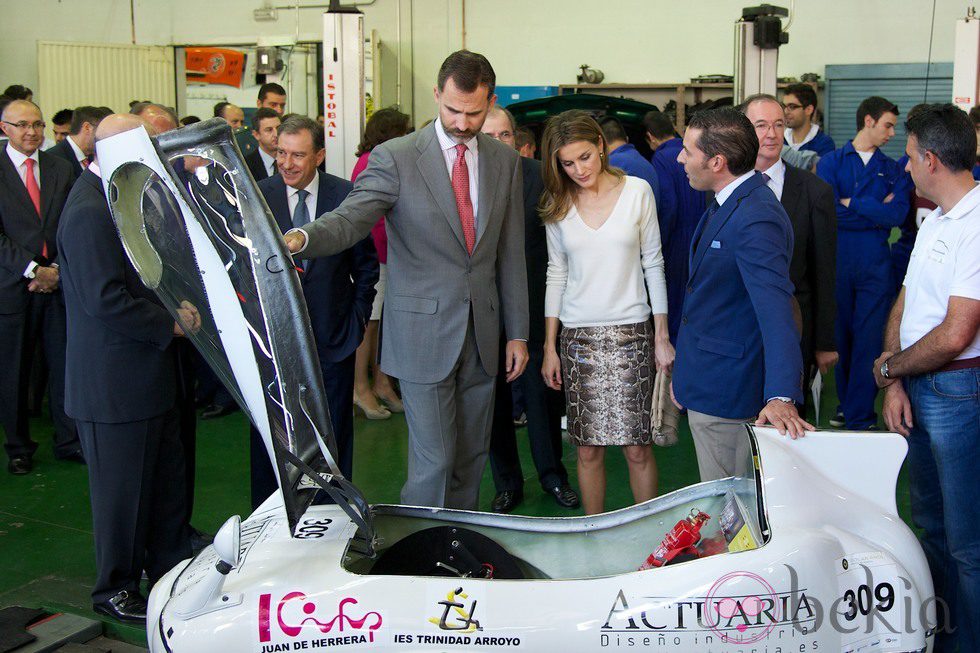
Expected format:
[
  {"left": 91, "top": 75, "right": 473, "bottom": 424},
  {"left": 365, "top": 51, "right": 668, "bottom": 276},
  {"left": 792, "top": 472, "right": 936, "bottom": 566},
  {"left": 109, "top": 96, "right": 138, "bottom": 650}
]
[{"left": 186, "top": 47, "right": 246, "bottom": 88}]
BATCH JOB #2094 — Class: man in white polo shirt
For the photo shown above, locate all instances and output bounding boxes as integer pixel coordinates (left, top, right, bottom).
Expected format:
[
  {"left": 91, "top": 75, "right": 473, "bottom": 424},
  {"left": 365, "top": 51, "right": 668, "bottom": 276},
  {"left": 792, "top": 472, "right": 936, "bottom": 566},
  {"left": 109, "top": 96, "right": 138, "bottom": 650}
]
[{"left": 873, "top": 103, "right": 980, "bottom": 651}]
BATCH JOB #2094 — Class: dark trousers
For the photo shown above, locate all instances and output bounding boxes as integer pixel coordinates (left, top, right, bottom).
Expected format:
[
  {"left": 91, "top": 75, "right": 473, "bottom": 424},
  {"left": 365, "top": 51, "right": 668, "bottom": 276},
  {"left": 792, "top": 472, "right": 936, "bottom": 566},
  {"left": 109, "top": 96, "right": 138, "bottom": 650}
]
[
  {"left": 0, "top": 293, "right": 77, "bottom": 458},
  {"left": 194, "top": 350, "right": 234, "bottom": 408},
  {"left": 489, "top": 346, "right": 568, "bottom": 493},
  {"left": 835, "top": 232, "right": 893, "bottom": 429},
  {"left": 250, "top": 352, "right": 356, "bottom": 509},
  {"left": 77, "top": 408, "right": 191, "bottom": 603},
  {"left": 173, "top": 341, "right": 198, "bottom": 525}
]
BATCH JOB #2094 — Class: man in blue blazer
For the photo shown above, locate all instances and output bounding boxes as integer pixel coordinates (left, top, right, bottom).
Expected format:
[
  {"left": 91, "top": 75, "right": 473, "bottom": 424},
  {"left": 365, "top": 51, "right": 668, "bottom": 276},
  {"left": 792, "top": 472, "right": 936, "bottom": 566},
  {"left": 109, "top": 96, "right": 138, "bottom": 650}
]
[
  {"left": 674, "top": 108, "right": 812, "bottom": 481},
  {"left": 254, "top": 116, "right": 378, "bottom": 507}
]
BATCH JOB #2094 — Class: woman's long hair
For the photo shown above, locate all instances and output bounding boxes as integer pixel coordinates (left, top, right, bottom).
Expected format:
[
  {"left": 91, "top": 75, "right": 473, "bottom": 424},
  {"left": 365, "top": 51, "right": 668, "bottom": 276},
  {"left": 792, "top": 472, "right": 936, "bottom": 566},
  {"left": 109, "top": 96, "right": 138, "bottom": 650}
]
[
  {"left": 539, "top": 110, "right": 622, "bottom": 223},
  {"left": 356, "top": 107, "right": 411, "bottom": 156}
]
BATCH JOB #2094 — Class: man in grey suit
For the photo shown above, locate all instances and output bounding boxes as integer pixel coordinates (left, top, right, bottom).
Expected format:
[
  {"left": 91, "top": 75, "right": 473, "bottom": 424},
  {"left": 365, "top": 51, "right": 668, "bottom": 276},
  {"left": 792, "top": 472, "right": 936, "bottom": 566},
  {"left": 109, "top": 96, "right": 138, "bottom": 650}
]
[{"left": 285, "top": 50, "right": 529, "bottom": 510}]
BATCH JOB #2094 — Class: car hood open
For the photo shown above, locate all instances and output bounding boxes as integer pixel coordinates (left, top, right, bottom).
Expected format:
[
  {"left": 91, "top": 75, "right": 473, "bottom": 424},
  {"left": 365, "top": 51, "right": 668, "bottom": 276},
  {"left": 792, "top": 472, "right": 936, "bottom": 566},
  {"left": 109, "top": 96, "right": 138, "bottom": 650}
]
[{"left": 95, "top": 119, "right": 372, "bottom": 546}]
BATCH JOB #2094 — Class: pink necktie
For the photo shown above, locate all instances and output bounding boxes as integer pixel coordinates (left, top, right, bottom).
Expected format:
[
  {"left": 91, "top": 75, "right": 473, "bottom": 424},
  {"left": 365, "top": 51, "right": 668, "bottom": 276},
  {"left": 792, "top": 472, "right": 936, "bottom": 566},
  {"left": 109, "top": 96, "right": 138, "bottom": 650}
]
[
  {"left": 452, "top": 143, "right": 475, "bottom": 255},
  {"left": 24, "top": 158, "right": 47, "bottom": 259}
]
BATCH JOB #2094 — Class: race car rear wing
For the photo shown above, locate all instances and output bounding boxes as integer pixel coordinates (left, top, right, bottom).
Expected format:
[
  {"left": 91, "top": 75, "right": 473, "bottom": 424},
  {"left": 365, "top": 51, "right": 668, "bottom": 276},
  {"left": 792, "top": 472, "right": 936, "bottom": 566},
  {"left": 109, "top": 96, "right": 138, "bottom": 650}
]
[{"left": 95, "top": 120, "right": 373, "bottom": 550}]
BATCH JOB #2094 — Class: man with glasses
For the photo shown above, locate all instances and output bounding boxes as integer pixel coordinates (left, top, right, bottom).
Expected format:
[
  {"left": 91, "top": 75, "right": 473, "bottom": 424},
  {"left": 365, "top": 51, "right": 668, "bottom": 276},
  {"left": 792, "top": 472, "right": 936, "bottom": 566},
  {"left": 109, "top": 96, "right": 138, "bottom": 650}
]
[
  {"left": 0, "top": 99, "right": 79, "bottom": 474},
  {"left": 742, "top": 94, "right": 838, "bottom": 403},
  {"left": 783, "top": 83, "right": 835, "bottom": 157},
  {"left": 480, "top": 106, "right": 579, "bottom": 513}
]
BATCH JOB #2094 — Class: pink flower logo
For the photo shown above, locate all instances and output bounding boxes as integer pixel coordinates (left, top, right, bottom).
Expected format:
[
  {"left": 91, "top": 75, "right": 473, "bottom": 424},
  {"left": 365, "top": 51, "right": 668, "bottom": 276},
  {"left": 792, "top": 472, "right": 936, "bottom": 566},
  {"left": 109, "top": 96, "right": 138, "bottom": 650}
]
[{"left": 703, "top": 571, "right": 780, "bottom": 643}]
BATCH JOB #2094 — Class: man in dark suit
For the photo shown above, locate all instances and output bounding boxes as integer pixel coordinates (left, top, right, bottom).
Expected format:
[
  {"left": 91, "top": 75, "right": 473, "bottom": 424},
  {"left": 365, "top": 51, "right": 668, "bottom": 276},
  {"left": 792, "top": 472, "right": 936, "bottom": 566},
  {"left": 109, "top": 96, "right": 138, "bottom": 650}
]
[
  {"left": 0, "top": 99, "right": 79, "bottom": 474},
  {"left": 245, "top": 107, "right": 280, "bottom": 182},
  {"left": 481, "top": 106, "right": 578, "bottom": 513},
  {"left": 58, "top": 113, "right": 192, "bottom": 623},
  {"left": 674, "top": 108, "right": 812, "bottom": 482},
  {"left": 47, "top": 106, "right": 112, "bottom": 181},
  {"left": 253, "top": 116, "right": 377, "bottom": 507},
  {"left": 742, "top": 95, "right": 838, "bottom": 385}
]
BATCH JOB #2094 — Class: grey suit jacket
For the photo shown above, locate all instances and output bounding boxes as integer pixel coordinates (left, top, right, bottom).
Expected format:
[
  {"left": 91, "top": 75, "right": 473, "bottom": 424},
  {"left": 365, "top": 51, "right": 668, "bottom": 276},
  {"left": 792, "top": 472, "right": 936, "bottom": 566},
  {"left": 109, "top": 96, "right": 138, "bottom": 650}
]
[{"left": 301, "top": 122, "right": 528, "bottom": 383}]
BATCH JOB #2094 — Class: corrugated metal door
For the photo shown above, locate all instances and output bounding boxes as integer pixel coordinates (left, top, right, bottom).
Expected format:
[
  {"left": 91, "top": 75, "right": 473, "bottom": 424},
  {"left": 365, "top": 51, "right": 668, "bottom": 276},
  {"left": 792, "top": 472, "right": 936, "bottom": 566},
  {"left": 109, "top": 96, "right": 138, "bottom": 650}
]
[
  {"left": 37, "top": 41, "right": 175, "bottom": 119},
  {"left": 825, "top": 63, "right": 953, "bottom": 160}
]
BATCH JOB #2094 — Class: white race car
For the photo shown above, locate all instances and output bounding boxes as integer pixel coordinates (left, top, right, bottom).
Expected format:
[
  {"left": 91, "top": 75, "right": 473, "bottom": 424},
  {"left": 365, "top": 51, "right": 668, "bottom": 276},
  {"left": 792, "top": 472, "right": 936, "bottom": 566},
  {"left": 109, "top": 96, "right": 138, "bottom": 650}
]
[{"left": 96, "top": 120, "right": 937, "bottom": 653}]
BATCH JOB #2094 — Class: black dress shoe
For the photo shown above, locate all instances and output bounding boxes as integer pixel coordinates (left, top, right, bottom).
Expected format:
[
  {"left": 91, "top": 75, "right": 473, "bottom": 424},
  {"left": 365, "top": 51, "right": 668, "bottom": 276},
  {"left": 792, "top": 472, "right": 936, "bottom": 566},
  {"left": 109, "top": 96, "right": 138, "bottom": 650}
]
[
  {"left": 490, "top": 490, "right": 523, "bottom": 514},
  {"left": 190, "top": 527, "right": 214, "bottom": 555},
  {"left": 547, "top": 483, "right": 581, "bottom": 509},
  {"left": 7, "top": 455, "right": 32, "bottom": 475},
  {"left": 93, "top": 589, "right": 147, "bottom": 624},
  {"left": 201, "top": 402, "right": 238, "bottom": 420},
  {"left": 55, "top": 449, "right": 86, "bottom": 464}
]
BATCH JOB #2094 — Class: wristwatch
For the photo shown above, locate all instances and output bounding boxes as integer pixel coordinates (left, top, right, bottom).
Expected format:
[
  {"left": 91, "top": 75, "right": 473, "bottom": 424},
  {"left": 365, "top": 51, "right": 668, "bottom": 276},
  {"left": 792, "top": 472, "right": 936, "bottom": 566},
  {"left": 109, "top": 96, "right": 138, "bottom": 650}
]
[
  {"left": 25, "top": 266, "right": 36, "bottom": 280},
  {"left": 768, "top": 396, "right": 794, "bottom": 404},
  {"left": 880, "top": 359, "right": 891, "bottom": 379}
]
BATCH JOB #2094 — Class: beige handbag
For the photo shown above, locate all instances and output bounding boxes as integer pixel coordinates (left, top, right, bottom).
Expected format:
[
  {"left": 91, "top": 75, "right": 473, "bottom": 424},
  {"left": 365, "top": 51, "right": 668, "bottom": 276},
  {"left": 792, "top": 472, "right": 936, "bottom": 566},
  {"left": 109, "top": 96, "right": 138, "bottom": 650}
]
[{"left": 652, "top": 368, "right": 680, "bottom": 447}]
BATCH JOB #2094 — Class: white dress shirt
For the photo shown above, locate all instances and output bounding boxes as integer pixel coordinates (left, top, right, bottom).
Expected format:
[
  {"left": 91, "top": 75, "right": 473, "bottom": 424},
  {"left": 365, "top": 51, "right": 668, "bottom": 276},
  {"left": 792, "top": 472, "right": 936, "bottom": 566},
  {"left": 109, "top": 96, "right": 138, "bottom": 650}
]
[
  {"left": 762, "top": 159, "right": 786, "bottom": 201},
  {"left": 6, "top": 142, "right": 40, "bottom": 188},
  {"left": 433, "top": 118, "right": 479, "bottom": 222},
  {"left": 286, "top": 172, "right": 319, "bottom": 228},
  {"left": 900, "top": 181, "right": 980, "bottom": 359},
  {"left": 259, "top": 148, "right": 277, "bottom": 176},
  {"left": 66, "top": 135, "right": 86, "bottom": 165},
  {"left": 715, "top": 170, "right": 755, "bottom": 206},
  {"left": 7, "top": 143, "right": 42, "bottom": 278}
]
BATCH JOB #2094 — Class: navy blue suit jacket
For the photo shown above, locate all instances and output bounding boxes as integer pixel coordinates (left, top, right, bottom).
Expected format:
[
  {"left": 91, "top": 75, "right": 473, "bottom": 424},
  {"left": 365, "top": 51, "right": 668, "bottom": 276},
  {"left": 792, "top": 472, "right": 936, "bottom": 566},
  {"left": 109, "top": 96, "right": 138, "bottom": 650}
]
[
  {"left": 258, "top": 172, "right": 378, "bottom": 362},
  {"left": 673, "top": 172, "right": 803, "bottom": 418},
  {"left": 57, "top": 170, "right": 177, "bottom": 423}
]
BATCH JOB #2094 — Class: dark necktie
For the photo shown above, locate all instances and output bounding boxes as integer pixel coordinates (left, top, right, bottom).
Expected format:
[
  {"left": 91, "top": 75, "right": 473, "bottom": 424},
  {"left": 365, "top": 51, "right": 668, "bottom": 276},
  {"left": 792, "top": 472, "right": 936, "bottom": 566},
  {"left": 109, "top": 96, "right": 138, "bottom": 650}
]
[
  {"left": 694, "top": 199, "right": 719, "bottom": 252},
  {"left": 292, "top": 189, "right": 310, "bottom": 230},
  {"left": 292, "top": 189, "right": 310, "bottom": 271}
]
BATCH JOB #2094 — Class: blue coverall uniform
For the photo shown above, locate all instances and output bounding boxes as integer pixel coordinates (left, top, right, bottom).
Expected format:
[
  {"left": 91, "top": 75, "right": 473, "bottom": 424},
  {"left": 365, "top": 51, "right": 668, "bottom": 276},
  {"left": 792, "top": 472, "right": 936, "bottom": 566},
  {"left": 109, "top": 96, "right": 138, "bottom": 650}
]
[
  {"left": 650, "top": 137, "right": 706, "bottom": 344},
  {"left": 609, "top": 143, "right": 660, "bottom": 200},
  {"left": 787, "top": 128, "right": 836, "bottom": 157},
  {"left": 817, "top": 141, "right": 912, "bottom": 428}
]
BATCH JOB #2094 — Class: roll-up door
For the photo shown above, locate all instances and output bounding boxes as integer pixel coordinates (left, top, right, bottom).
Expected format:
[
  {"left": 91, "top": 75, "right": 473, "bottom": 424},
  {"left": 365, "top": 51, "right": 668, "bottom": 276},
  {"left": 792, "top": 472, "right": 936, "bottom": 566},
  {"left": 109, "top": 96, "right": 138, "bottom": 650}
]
[{"left": 825, "top": 63, "right": 953, "bottom": 160}]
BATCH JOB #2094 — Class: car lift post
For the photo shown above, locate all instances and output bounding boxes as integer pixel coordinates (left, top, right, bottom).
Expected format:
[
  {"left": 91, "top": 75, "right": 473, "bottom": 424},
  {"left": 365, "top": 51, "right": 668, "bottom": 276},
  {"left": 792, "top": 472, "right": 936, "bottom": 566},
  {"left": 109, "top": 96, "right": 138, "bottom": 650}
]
[
  {"left": 733, "top": 4, "right": 789, "bottom": 105},
  {"left": 322, "top": 0, "right": 365, "bottom": 179},
  {"left": 954, "top": 8, "right": 980, "bottom": 112}
]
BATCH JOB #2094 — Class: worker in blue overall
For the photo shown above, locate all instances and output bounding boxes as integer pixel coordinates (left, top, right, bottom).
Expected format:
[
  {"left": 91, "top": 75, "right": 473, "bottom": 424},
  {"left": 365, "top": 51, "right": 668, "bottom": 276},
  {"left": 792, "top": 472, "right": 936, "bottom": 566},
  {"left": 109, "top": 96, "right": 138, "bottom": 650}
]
[
  {"left": 816, "top": 96, "right": 912, "bottom": 429},
  {"left": 643, "top": 110, "right": 706, "bottom": 344}
]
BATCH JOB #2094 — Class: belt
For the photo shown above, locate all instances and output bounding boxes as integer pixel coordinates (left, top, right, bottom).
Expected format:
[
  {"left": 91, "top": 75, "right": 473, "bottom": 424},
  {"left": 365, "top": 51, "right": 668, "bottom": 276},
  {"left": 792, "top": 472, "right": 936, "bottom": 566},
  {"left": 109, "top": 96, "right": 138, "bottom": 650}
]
[{"left": 938, "top": 355, "right": 980, "bottom": 373}]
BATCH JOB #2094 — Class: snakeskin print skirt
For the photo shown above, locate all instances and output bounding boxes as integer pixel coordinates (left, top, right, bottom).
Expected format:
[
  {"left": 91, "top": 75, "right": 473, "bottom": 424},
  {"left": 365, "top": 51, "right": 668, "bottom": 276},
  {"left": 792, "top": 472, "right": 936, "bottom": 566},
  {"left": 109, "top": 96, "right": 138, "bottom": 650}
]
[{"left": 560, "top": 321, "right": 654, "bottom": 447}]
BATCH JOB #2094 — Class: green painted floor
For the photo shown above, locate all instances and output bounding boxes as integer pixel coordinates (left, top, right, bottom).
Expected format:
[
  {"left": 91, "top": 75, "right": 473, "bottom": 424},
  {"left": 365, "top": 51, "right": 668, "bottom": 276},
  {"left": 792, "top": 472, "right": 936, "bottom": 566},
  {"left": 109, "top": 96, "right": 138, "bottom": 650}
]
[{"left": 0, "top": 371, "right": 909, "bottom": 647}]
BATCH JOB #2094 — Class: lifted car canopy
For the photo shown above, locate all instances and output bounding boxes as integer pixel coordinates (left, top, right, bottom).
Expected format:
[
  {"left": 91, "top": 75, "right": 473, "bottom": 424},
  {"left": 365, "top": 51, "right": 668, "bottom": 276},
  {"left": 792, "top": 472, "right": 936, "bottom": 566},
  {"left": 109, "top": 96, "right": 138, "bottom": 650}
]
[{"left": 96, "top": 120, "right": 372, "bottom": 546}]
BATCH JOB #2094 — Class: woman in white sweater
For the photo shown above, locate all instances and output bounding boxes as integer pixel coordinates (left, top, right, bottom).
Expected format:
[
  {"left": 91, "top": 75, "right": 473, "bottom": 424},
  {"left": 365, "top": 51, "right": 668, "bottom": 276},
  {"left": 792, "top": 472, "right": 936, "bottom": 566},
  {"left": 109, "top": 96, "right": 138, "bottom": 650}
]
[{"left": 540, "top": 110, "right": 673, "bottom": 515}]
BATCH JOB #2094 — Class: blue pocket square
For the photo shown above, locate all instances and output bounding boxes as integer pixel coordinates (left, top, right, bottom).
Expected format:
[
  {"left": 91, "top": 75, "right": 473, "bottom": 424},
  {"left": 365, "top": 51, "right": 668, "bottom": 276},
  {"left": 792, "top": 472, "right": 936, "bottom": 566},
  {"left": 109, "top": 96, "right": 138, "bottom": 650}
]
[{"left": 710, "top": 240, "right": 722, "bottom": 249}]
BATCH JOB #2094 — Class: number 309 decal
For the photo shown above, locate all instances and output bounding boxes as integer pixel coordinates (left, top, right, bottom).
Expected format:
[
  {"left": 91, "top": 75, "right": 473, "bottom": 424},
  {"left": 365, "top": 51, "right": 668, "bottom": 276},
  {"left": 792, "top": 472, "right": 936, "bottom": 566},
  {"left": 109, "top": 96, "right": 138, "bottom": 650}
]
[
  {"left": 295, "top": 518, "right": 333, "bottom": 539},
  {"left": 841, "top": 582, "right": 895, "bottom": 621}
]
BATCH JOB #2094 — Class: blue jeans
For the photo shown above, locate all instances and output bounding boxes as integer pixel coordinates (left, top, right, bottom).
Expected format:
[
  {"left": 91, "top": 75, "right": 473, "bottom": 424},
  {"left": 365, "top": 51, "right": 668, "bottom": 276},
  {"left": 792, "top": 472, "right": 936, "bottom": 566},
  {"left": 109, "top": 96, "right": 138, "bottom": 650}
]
[{"left": 906, "top": 369, "right": 980, "bottom": 652}]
